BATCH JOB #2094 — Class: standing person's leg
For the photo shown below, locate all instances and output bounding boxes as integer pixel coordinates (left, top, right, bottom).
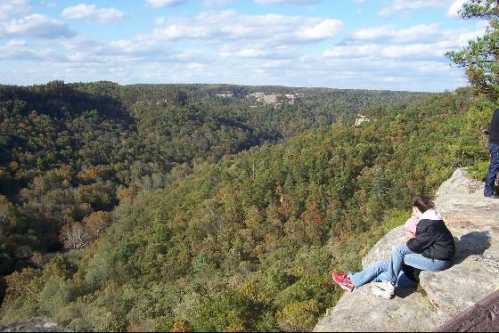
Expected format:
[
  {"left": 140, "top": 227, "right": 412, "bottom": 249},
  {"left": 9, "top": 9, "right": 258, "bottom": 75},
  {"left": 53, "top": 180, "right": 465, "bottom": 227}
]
[
  {"left": 485, "top": 144, "right": 499, "bottom": 197},
  {"left": 348, "top": 261, "right": 391, "bottom": 289}
]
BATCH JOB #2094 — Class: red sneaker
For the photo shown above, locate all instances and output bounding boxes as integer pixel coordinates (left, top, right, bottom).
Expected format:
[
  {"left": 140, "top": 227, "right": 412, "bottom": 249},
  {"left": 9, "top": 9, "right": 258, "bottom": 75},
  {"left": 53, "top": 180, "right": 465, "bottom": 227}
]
[{"left": 331, "top": 272, "right": 354, "bottom": 292}]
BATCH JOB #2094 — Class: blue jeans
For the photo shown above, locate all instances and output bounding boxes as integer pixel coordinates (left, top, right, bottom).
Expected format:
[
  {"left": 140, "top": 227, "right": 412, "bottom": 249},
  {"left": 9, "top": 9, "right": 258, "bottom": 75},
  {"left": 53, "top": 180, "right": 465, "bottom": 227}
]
[
  {"left": 349, "top": 245, "right": 452, "bottom": 288},
  {"left": 485, "top": 143, "right": 499, "bottom": 197}
]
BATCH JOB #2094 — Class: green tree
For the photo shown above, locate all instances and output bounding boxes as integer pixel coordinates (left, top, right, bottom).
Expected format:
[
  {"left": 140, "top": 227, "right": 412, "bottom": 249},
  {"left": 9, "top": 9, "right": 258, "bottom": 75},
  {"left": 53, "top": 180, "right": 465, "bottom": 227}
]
[{"left": 447, "top": 0, "right": 498, "bottom": 100}]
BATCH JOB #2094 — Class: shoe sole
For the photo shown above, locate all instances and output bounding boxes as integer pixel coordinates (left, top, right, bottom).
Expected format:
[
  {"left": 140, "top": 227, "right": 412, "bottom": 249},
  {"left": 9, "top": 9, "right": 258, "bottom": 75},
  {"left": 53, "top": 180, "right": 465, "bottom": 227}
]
[
  {"left": 332, "top": 274, "right": 353, "bottom": 293},
  {"left": 336, "top": 283, "right": 353, "bottom": 293}
]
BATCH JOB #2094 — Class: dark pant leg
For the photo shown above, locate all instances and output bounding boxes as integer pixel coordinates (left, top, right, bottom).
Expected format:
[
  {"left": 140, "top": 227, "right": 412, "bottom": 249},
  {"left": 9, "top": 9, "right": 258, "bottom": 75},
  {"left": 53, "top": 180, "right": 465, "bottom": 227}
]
[
  {"left": 485, "top": 144, "right": 499, "bottom": 196},
  {"left": 402, "top": 264, "right": 421, "bottom": 284}
]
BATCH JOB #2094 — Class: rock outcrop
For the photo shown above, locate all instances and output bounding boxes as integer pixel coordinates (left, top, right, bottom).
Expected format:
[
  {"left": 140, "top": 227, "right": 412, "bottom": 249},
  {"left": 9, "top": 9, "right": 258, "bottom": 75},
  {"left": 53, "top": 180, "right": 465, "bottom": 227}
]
[
  {"left": 0, "top": 319, "right": 67, "bottom": 332},
  {"left": 314, "top": 169, "right": 499, "bottom": 332}
]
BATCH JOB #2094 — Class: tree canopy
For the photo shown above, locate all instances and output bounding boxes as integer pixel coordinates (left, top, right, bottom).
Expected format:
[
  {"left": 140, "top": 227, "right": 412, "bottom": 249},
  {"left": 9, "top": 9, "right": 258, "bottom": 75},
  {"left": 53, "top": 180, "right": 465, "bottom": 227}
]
[
  {"left": 0, "top": 87, "right": 492, "bottom": 331},
  {"left": 448, "top": 0, "right": 498, "bottom": 101},
  {"left": 0, "top": 82, "right": 421, "bottom": 278}
]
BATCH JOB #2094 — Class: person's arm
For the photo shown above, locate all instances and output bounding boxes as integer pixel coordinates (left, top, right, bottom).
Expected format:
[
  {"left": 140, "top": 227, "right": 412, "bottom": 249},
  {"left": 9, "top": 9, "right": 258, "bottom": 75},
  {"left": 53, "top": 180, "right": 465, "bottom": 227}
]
[
  {"left": 404, "top": 217, "right": 418, "bottom": 238},
  {"left": 406, "top": 221, "right": 433, "bottom": 253}
]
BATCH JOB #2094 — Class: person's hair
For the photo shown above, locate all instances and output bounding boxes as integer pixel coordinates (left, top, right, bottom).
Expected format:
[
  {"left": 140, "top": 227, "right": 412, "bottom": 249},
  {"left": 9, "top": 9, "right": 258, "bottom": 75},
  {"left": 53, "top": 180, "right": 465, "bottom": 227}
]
[{"left": 413, "top": 196, "right": 435, "bottom": 213}]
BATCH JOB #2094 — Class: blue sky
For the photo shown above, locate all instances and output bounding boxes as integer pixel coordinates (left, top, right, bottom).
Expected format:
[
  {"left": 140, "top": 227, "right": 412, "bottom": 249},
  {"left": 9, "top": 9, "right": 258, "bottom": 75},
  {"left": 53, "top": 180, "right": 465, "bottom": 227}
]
[{"left": 0, "top": 0, "right": 487, "bottom": 91}]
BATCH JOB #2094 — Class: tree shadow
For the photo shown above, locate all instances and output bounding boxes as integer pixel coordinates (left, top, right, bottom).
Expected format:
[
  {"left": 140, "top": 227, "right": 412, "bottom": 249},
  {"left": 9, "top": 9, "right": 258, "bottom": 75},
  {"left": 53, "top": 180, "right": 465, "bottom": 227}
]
[{"left": 396, "top": 231, "right": 491, "bottom": 299}]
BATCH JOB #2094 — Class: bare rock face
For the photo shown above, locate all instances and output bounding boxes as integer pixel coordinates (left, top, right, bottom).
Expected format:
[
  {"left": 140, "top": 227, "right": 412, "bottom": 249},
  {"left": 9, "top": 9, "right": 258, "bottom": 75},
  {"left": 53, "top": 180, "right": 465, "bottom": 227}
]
[
  {"left": 421, "top": 169, "right": 499, "bottom": 324},
  {"left": 361, "top": 226, "right": 407, "bottom": 268},
  {"left": 314, "top": 168, "right": 499, "bottom": 332},
  {"left": 315, "top": 226, "right": 441, "bottom": 333},
  {"left": 314, "top": 270, "right": 440, "bottom": 332},
  {"left": 0, "top": 319, "right": 67, "bottom": 332}
]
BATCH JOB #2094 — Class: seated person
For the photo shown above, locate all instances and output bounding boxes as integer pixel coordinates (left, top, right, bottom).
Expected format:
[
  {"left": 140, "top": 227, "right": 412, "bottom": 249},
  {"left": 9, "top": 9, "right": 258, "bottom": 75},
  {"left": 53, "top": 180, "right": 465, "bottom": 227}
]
[{"left": 331, "top": 196, "right": 455, "bottom": 299}]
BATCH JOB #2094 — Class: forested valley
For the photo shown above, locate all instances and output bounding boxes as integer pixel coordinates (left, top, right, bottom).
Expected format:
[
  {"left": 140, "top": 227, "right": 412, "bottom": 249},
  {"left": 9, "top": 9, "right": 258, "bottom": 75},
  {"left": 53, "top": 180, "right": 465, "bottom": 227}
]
[
  {"left": 0, "top": 80, "right": 494, "bottom": 331},
  {"left": 0, "top": 0, "right": 497, "bottom": 331},
  {"left": 0, "top": 82, "right": 422, "bottom": 276}
]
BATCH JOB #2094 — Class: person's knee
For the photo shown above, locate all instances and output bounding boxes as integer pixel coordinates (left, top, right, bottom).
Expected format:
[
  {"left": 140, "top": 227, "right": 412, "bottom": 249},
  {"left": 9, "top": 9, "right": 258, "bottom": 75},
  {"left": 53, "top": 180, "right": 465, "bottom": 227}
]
[
  {"left": 392, "top": 244, "right": 410, "bottom": 256},
  {"left": 374, "top": 261, "right": 389, "bottom": 274}
]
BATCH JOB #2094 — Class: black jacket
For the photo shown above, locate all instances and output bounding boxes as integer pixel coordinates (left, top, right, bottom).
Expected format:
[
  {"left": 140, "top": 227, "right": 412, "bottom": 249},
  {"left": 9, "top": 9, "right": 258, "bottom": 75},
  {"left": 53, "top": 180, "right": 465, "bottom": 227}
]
[
  {"left": 490, "top": 109, "right": 499, "bottom": 145},
  {"left": 407, "top": 219, "right": 455, "bottom": 261}
]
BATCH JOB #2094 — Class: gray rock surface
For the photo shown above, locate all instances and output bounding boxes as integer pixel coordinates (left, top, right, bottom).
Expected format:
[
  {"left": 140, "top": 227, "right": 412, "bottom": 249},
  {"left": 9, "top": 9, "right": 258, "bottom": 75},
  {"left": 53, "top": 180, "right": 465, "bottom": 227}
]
[
  {"left": 0, "top": 319, "right": 68, "bottom": 332},
  {"left": 315, "top": 168, "right": 499, "bottom": 332},
  {"left": 421, "top": 168, "right": 499, "bottom": 323},
  {"left": 315, "top": 280, "right": 439, "bottom": 332},
  {"left": 362, "top": 226, "right": 408, "bottom": 268}
]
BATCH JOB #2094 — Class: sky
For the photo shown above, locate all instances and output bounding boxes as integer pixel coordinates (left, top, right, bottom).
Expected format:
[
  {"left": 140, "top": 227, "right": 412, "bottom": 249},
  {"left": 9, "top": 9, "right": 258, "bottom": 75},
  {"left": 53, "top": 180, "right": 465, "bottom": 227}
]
[{"left": 0, "top": 0, "right": 488, "bottom": 91}]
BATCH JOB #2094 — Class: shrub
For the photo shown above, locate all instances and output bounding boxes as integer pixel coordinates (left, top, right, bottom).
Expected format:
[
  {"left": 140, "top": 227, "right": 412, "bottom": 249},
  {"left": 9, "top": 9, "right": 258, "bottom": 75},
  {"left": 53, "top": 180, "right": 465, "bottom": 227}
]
[
  {"left": 277, "top": 299, "right": 320, "bottom": 332},
  {"left": 170, "top": 320, "right": 193, "bottom": 332}
]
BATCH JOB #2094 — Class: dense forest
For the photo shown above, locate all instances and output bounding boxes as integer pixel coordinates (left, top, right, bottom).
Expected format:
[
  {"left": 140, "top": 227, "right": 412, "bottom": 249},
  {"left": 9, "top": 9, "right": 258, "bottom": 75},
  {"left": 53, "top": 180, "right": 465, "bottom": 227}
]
[
  {"left": 0, "top": 82, "right": 422, "bottom": 278},
  {"left": 0, "top": 1, "right": 497, "bottom": 331},
  {"left": 0, "top": 84, "right": 494, "bottom": 331}
]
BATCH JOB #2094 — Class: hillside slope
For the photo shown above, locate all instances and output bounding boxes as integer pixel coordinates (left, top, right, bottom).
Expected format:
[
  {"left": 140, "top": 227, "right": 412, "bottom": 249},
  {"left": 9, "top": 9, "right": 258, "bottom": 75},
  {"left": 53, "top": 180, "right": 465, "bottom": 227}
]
[
  {"left": 0, "top": 90, "right": 493, "bottom": 332},
  {"left": 314, "top": 168, "right": 499, "bottom": 332},
  {"left": 1, "top": 82, "right": 421, "bottom": 279}
]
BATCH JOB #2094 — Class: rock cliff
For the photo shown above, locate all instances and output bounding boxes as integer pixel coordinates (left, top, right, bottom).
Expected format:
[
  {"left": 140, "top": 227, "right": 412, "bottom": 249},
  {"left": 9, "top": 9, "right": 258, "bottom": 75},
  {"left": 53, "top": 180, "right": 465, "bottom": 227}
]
[
  {"left": 0, "top": 319, "right": 67, "bottom": 332},
  {"left": 314, "top": 168, "right": 499, "bottom": 332}
]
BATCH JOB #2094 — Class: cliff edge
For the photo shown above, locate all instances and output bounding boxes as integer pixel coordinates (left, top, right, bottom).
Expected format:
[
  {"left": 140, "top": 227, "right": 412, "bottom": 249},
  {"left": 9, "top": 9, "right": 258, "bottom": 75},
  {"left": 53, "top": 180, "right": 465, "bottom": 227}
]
[
  {"left": 314, "top": 168, "right": 499, "bottom": 332},
  {"left": 0, "top": 319, "right": 67, "bottom": 332}
]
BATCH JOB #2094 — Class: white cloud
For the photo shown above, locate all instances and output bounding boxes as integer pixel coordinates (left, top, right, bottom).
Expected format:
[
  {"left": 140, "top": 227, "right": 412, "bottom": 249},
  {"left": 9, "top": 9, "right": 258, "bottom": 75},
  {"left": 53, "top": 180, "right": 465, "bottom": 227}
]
[
  {"left": 2, "top": 14, "right": 75, "bottom": 39},
  {"left": 325, "top": 22, "right": 486, "bottom": 62},
  {"left": 219, "top": 47, "right": 268, "bottom": 58},
  {"left": 0, "top": 44, "right": 469, "bottom": 91},
  {"left": 0, "top": 0, "right": 75, "bottom": 39},
  {"left": 218, "top": 44, "right": 295, "bottom": 59},
  {"left": 297, "top": 19, "right": 343, "bottom": 40},
  {"left": 145, "top": 0, "right": 188, "bottom": 8},
  {"left": 254, "top": 0, "right": 320, "bottom": 4},
  {"left": 0, "top": 39, "right": 67, "bottom": 62},
  {"left": 379, "top": 0, "right": 443, "bottom": 16},
  {"left": 313, "top": 20, "right": 482, "bottom": 90},
  {"left": 147, "top": 0, "right": 320, "bottom": 6},
  {"left": 324, "top": 42, "right": 451, "bottom": 60},
  {"left": 0, "top": 39, "right": 32, "bottom": 60},
  {"left": 153, "top": 10, "right": 342, "bottom": 43},
  {"left": 62, "top": 4, "right": 125, "bottom": 23},
  {"left": 203, "top": 0, "right": 235, "bottom": 5},
  {"left": 56, "top": 9, "right": 341, "bottom": 66},
  {"left": 0, "top": 3, "right": 479, "bottom": 92},
  {"left": 0, "top": 0, "right": 30, "bottom": 21},
  {"left": 352, "top": 24, "right": 441, "bottom": 43},
  {"left": 448, "top": 0, "right": 466, "bottom": 17}
]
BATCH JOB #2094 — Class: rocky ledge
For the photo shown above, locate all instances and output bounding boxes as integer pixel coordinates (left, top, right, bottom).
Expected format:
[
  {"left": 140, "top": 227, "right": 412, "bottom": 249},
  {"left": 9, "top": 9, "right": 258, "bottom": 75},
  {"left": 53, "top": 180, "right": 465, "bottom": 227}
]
[
  {"left": 314, "top": 169, "right": 499, "bottom": 332},
  {"left": 0, "top": 319, "right": 67, "bottom": 332}
]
